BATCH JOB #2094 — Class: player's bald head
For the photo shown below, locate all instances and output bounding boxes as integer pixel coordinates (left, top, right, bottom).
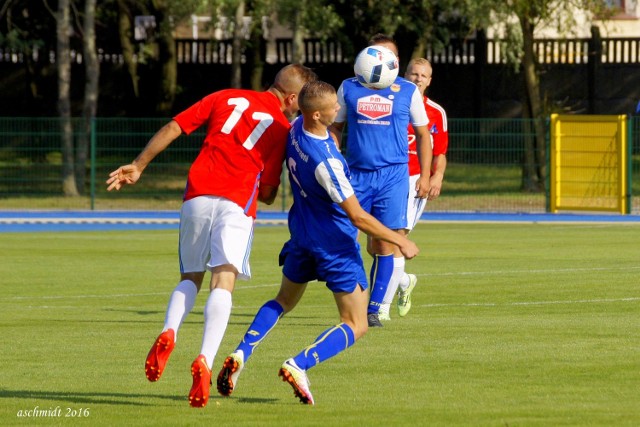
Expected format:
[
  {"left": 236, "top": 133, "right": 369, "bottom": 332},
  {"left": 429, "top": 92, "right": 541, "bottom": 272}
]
[
  {"left": 270, "top": 64, "right": 318, "bottom": 119},
  {"left": 272, "top": 64, "right": 318, "bottom": 97}
]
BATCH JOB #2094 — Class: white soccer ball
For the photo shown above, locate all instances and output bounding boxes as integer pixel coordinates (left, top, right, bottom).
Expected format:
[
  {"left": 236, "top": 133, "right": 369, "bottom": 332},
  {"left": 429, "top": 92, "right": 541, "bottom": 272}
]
[{"left": 353, "top": 45, "right": 399, "bottom": 90}]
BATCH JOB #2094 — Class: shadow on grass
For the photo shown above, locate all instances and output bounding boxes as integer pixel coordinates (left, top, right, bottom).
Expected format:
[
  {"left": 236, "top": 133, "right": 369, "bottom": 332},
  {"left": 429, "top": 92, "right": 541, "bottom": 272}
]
[
  {"left": 99, "top": 308, "right": 331, "bottom": 327},
  {"left": 0, "top": 388, "right": 280, "bottom": 407},
  {"left": 102, "top": 308, "right": 167, "bottom": 317},
  {"left": 0, "top": 388, "right": 184, "bottom": 406},
  {"left": 213, "top": 396, "right": 279, "bottom": 405}
]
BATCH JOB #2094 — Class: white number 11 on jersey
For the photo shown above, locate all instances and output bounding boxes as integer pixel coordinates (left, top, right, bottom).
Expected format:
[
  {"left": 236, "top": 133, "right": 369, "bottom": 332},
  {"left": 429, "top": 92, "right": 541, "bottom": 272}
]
[{"left": 221, "top": 97, "right": 274, "bottom": 150}]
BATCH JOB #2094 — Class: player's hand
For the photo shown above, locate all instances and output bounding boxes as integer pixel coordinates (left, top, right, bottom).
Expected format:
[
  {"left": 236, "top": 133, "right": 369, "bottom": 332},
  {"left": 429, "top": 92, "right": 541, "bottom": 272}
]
[
  {"left": 415, "top": 175, "right": 431, "bottom": 199},
  {"left": 428, "top": 173, "right": 443, "bottom": 200},
  {"left": 106, "top": 164, "right": 141, "bottom": 191},
  {"left": 399, "top": 239, "right": 419, "bottom": 260}
]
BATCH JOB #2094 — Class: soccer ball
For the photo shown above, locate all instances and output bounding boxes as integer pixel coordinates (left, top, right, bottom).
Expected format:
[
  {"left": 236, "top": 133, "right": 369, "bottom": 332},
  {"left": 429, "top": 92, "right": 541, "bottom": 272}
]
[{"left": 353, "top": 45, "right": 399, "bottom": 90}]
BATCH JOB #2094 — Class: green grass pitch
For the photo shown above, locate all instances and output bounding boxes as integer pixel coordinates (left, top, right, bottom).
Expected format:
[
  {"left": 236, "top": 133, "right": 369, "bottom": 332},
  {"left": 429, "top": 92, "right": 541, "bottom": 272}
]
[{"left": 0, "top": 222, "right": 639, "bottom": 426}]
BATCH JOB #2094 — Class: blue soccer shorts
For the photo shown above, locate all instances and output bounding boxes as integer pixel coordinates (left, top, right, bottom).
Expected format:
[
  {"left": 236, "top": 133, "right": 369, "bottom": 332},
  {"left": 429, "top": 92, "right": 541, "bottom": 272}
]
[
  {"left": 279, "top": 240, "right": 368, "bottom": 294},
  {"left": 350, "top": 163, "right": 409, "bottom": 230}
]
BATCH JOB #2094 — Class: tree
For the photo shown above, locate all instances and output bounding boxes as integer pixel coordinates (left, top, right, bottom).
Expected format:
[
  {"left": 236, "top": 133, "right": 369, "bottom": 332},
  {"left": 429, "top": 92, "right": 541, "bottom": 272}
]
[
  {"left": 230, "top": 0, "right": 245, "bottom": 87},
  {"left": 200, "top": 0, "right": 272, "bottom": 90},
  {"left": 203, "top": 0, "right": 343, "bottom": 89},
  {"left": 114, "top": 0, "right": 204, "bottom": 115},
  {"left": 326, "top": 0, "right": 469, "bottom": 68},
  {"left": 7, "top": 0, "right": 98, "bottom": 196},
  {"left": 148, "top": 0, "right": 177, "bottom": 115},
  {"left": 394, "top": 0, "right": 471, "bottom": 62},
  {"left": 247, "top": 8, "right": 266, "bottom": 90},
  {"left": 116, "top": 0, "right": 140, "bottom": 102},
  {"left": 55, "top": 0, "right": 79, "bottom": 196},
  {"left": 0, "top": 1, "right": 54, "bottom": 115},
  {"left": 76, "top": 0, "right": 99, "bottom": 194},
  {"left": 48, "top": 0, "right": 101, "bottom": 196},
  {"left": 274, "top": 0, "right": 343, "bottom": 64},
  {"left": 463, "top": 0, "right": 612, "bottom": 191}
]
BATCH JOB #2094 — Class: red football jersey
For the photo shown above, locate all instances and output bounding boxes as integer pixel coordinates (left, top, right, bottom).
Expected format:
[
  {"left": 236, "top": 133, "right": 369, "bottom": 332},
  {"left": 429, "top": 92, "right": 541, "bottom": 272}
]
[
  {"left": 407, "top": 97, "right": 449, "bottom": 176},
  {"left": 174, "top": 89, "right": 290, "bottom": 218}
]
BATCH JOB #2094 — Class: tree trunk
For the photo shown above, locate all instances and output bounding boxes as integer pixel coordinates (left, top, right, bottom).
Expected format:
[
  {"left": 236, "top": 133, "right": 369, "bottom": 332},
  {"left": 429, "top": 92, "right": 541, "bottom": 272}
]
[
  {"left": 151, "top": 0, "right": 176, "bottom": 115},
  {"left": 520, "top": 17, "right": 545, "bottom": 192},
  {"left": 249, "top": 22, "right": 265, "bottom": 90},
  {"left": 77, "top": 0, "right": 99, "bottom": 195},
  {"left": 291, "top": 7, "right": 304, "bottom": 64},
  {"left": 117, "top": 0, "right": 139, "bottom": 100},
  {"left": 231, "top": 0, "right": 246, "bottom": 88},
  {"left": 410, "top": 37, "right": 426, "bottom": 60},
  {"left": 57, "top": 0, "right": 78, "bottom": 197}
]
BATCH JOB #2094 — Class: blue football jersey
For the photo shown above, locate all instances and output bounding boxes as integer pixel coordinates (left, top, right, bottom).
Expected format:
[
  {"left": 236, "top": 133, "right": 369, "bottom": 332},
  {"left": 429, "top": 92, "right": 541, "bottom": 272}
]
[
  {"left": 286, "top": 117, "right": 358, "bottom": 250},
  {"left": 336, "top": 77, "right": 428, "bottom": 170}
]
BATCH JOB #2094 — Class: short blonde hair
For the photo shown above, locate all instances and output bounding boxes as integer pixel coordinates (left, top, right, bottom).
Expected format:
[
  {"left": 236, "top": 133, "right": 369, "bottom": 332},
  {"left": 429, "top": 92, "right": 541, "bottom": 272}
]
[
  {"left": 406, "top": 58, "right": 432, "bottom": 73},
  {"left": 298, "top": 81, "right": 336, "bottom": 114}
]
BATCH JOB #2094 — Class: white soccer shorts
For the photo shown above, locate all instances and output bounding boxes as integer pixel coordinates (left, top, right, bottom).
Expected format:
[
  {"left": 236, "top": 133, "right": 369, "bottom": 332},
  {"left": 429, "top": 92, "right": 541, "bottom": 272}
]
[
  {"left": 406, "top": 174, "right": 428, "bottom": 232},
  {"left": 179, "top": 195, "right": 254, "bottom": 280}
]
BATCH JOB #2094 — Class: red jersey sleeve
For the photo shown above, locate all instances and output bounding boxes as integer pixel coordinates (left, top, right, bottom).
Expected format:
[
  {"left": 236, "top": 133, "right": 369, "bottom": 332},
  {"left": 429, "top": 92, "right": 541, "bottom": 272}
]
[
  {"left": 173, "top": 93, "right": 218, "bottom": 135},
  {"left": 426, "top": 98, "right": 449, "bottom": 157},
  {"left": 407, "top": 97, "right": 449, "bottom": 176}
]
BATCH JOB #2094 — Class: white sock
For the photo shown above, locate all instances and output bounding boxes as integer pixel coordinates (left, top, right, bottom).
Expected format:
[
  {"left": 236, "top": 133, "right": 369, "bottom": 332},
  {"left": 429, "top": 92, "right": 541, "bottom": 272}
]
[
  {"left": 163, "top": 280, "right": 198, "bottom": 342},
  {"left": 398, "top": 272, "right": 411, "bottom": 291},
  {"left": 200, "top": 288, "right": 232, "bottom": 369},
  {"left": 379, "top": 303, "right": 391, "bottom": 316},
  {"left": 382, "top": 257, "right": 405, "bottom": 305}
]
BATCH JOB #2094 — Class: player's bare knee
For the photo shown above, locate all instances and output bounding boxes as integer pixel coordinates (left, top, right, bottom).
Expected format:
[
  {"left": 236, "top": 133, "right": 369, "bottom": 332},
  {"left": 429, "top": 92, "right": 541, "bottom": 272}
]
[
  {"left": 274, "top": 295, "right": 297, "bottom": 314},
  {"left": 181, "top": 272, "right": 205, "bottom": 291}
]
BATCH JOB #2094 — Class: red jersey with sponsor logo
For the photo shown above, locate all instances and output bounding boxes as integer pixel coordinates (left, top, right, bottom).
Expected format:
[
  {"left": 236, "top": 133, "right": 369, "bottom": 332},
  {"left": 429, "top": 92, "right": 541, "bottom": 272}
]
[
  {"left": 174, "top": 89, "right": 290, "bottom": 218},
  {"left": 408, "top": 96, "right": 448, "bottom": 176}
]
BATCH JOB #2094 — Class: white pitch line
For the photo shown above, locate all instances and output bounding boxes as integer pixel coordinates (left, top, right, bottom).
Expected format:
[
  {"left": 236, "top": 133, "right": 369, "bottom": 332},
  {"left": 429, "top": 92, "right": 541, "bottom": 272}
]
[
  {"left": 0, "top": 218, "right": 179, "bottom": 224},
  {"left": 417, "top": 266, "right": 640, "bottom": 277},
  {"left": 0, "top": 218, "right": 286, "bottom": 225},
  {"left": 14, "top": 297, "right": 640, "bottom": 311},
  {"left": 2, "top": 265, "right": 639, "bottom": 301},
  {"left": 2, "top": 283, "right": 282, "bottom": 301},
  {"left": 421, "top": 297, "right": 640, "bottom": 308},
  {"left": 6, "top": 292, "right": 169, "bottom": 301},
  {"left": 3, "top": 265, "right": 639, "bottom": 304}
]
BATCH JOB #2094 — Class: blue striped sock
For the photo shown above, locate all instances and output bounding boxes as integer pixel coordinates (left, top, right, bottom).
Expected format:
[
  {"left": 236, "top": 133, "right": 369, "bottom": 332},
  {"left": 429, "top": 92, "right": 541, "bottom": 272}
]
[
  {"left": 236, "top": 300, "right": 284, "bottom": 362},
  {"left": 293, "top": 323, "right": 355, "bottom": 370},
  {"left": 368, "top": 253, "right": 394, "bottom": 314}
]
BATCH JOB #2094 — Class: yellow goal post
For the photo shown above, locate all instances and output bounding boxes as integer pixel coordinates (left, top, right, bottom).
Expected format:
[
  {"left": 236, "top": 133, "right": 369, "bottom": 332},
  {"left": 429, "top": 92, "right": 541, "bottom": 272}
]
[{"left": 550, "top": 114, "right": 629, "bottom": 214}]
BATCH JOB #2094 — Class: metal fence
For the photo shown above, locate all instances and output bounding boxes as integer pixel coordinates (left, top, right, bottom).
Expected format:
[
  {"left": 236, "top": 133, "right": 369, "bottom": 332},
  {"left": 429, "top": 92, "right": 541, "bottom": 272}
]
[
  {"left": 0, "top": 117, "right": 638, "bottom": 214},
  {"left": 5, "top": 34, "right": 638, "bottom": 66}
]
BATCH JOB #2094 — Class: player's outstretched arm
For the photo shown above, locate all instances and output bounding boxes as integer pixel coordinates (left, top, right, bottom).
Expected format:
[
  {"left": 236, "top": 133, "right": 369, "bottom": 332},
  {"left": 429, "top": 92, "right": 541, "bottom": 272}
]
[
  {"left": 106, "top": 120, "right": 183, "bottom": 191},
  {"left": 340, "top": 196, "right": 419, "bottom": 259}
]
